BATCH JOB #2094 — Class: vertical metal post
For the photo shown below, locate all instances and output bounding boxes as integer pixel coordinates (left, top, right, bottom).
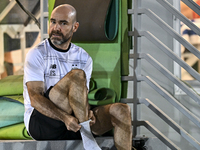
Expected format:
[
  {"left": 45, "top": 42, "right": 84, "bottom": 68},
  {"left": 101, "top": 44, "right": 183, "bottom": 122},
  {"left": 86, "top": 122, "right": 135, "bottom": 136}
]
[
  {"left": 40, "top": 0, "right": 49, "bottom": 41},
  {"left": 43, "top": 0, "right": 49, "bottom": 36},
  {"left": 133, "top": 0, "right": 141, "bottom": 137},
  {"left": 173, "top": 0, "right": 181, "bottom": 94},
  {"left": 40, "top": 0, "right": 44, "bottom": 41},
  {"left": 20, "top": 28, "right": 25, "bottom": 68},
  {"left": 0, "top": 27, "right": 4, "bottom": 78}
]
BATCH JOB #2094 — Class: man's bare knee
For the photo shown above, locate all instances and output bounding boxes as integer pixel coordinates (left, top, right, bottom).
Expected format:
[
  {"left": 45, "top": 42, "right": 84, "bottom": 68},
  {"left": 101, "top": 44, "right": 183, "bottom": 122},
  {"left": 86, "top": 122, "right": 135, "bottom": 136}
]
[
  {"left": 68, "top": 69, "right": 87, "bottom": 89},
  {"left": 109, "top": 103, "right": 132, "bottom": 127},
  {"left": 109, "top": 103, "right": 131, "bottom": 117},
  {"left": 70, "top": 69, "right": 86, "bottom": 80}
]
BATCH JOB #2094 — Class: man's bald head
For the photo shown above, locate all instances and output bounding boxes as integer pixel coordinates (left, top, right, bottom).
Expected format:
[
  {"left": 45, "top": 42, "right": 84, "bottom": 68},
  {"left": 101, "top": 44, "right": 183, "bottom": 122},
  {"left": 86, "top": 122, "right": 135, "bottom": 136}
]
[{"left": 51, "top": 4, "right": 77, "bottom": 23}]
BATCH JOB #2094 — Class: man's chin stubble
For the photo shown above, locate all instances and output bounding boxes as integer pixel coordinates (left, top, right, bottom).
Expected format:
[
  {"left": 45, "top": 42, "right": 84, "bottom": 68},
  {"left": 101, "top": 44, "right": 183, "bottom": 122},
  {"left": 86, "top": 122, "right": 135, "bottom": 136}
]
[{"left": 50, "top": 38, "right": 62, "bottom": 45}]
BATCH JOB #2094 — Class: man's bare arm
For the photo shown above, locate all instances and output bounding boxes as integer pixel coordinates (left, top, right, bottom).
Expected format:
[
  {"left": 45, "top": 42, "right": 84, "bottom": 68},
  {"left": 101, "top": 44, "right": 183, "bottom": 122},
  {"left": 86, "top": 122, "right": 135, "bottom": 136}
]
[{"left": 26, "top": 81, "right": 81, "bottom": 132}]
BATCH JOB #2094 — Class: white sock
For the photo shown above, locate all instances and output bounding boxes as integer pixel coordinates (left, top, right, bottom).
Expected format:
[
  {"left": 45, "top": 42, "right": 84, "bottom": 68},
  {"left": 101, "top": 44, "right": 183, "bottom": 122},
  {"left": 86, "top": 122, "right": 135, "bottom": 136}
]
[{"left": 79, "top": 120, "right": 101, "bottom": 150}]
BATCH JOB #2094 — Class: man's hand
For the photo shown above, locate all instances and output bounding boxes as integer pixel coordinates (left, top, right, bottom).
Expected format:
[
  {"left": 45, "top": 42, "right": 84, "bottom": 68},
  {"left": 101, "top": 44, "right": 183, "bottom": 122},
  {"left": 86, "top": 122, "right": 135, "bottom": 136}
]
[
  {"left": 64, "top": 114, "right": 81, "bottom": 132},
  {"left": 88, "top": 110, "right": 96, "bottom": 126},
  {"left": 63, "top": 110, "right": 95, "bottom": 132}
]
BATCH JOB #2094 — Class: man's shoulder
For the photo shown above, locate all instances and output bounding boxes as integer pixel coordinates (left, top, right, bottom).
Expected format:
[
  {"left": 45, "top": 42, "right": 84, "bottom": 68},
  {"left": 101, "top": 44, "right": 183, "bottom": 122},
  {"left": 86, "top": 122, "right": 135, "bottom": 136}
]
[
  {"left": 70, "top": 43, "right": 84, "bottom": 51},
  {"left": 70, "top": 43, "right": 90, "bottom": 56},
  {"left": 34, "top": 39, "right": 50, "bottom": 50},
  {"left": 27, "top": 39, "right": 49, "bottom": 55}
]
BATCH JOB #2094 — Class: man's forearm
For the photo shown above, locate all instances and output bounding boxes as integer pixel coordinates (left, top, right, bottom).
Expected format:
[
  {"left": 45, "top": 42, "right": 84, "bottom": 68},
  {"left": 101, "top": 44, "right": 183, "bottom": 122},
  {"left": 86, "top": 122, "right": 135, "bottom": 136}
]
[{"left": 31, "top": 94, "right": 67, "bottom": 122}]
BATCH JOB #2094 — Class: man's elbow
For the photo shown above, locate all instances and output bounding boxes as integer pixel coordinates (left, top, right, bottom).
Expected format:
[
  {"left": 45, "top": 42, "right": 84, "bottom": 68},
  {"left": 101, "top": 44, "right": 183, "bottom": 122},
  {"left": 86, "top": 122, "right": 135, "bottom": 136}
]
[
  {"left": 30, "top": 96, "right": 38, "bottom": 108},
  {"left": 29, "top": 93, "right": 41, "bottom": 109}
]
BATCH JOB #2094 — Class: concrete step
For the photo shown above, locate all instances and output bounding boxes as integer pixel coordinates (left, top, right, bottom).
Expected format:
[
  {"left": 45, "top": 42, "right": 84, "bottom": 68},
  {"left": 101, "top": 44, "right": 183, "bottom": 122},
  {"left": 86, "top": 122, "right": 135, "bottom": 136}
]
[
  {"left": 0, "top": 136, "right": 169, "bottom": 150},
  {"left": 0, "top": 137, "right": 116, "bottom": 150}
]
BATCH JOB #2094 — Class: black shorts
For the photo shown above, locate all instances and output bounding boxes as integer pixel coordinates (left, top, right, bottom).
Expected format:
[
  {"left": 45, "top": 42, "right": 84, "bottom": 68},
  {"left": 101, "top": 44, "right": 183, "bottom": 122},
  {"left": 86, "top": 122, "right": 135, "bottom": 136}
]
[{"left": 29, "top": 87, "right": 82, "bottom": 140}]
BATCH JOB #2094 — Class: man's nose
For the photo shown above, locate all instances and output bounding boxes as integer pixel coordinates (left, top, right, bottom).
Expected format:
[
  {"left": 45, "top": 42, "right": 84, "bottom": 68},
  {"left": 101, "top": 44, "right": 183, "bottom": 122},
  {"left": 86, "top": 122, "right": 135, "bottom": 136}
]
[{"left": 54, "top": 23, "right": 61, "bottom": 31}]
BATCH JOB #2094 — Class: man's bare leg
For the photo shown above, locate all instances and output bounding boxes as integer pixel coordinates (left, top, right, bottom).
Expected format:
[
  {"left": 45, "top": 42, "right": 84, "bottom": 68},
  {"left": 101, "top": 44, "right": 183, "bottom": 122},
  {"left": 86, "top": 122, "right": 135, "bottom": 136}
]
[
  {"left": 46, "top": 69, "right": 132, "bottom": 149},
  {"left": 48, "top": 69, "right": 89, "bottom": 122},
  {"left": 91, "top": 103, "right": 132, "bottom": 150},
  {"left": 48, "top": 69, "right": 101, "bottom": 149}
]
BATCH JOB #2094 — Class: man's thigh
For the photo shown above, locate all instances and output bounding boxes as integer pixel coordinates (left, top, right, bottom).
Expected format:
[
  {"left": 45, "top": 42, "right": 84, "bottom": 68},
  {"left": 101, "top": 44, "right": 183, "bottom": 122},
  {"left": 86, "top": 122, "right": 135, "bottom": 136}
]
[{"left": 48, "top": 69, "right": 87, "bottom": 115}]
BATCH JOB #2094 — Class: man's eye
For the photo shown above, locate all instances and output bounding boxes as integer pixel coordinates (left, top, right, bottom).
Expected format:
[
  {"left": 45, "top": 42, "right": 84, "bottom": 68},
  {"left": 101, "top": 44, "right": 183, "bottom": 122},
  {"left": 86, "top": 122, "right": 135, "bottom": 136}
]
[
  {"left": 51, "top": 21, "right": 56, "bottom": 24},
  {"left": 62, "top": 22, "right": 67, "bottom": 25}
]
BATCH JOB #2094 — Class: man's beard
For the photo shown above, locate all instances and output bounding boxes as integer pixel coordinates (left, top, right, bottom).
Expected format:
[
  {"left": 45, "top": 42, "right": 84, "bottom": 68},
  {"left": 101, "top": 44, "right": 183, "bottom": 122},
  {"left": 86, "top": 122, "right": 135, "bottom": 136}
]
[{"left": 49, "top": 31, "right": 70, "bottom": 45}]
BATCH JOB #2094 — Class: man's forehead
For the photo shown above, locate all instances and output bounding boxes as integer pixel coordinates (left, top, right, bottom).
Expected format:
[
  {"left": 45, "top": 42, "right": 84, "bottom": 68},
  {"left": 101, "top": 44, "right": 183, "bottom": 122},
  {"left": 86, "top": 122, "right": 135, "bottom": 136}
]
[
  {"left": 51, "top": 10, "right": 73, "bottom": 20},
  {"left": 50, "top": 17, "right": 67, "bottom": 21},
  {"left": 50, "top": 18, "right": 69, "bottom": 23}
]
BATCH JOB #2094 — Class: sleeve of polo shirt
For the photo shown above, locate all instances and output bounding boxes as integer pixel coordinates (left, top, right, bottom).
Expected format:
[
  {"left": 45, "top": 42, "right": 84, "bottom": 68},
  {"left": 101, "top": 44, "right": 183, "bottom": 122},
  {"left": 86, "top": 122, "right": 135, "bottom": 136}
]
[
  {"left": 24, "top": 48, "right": 45, "bottom": 84},
  {"left": 83, "top": 56, "right": 93, "bottom": 90}
]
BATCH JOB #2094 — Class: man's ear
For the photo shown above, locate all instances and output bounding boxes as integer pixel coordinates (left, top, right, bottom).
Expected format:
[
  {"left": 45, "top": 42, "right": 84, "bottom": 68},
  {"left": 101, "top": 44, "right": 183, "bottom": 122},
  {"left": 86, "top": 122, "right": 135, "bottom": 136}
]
[{"left": 73, "top": 22, "right": 79, "bottom": 32}]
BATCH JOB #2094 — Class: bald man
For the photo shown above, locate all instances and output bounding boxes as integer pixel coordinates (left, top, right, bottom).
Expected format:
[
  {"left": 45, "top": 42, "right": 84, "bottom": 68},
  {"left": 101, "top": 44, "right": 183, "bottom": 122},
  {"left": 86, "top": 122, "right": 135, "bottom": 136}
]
[{"left": 23, "top": 4, "right": 132, "bottom": 150}]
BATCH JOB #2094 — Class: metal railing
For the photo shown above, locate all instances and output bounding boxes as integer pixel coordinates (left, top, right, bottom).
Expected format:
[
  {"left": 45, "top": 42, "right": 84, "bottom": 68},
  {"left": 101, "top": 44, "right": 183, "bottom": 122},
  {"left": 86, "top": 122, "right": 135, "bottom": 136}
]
[
  {"left": 40, "top": 0, "right": 49, "bottom": 40},
  {"left": 121, "top": 0, "right": 200, "bottom": 149}
]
